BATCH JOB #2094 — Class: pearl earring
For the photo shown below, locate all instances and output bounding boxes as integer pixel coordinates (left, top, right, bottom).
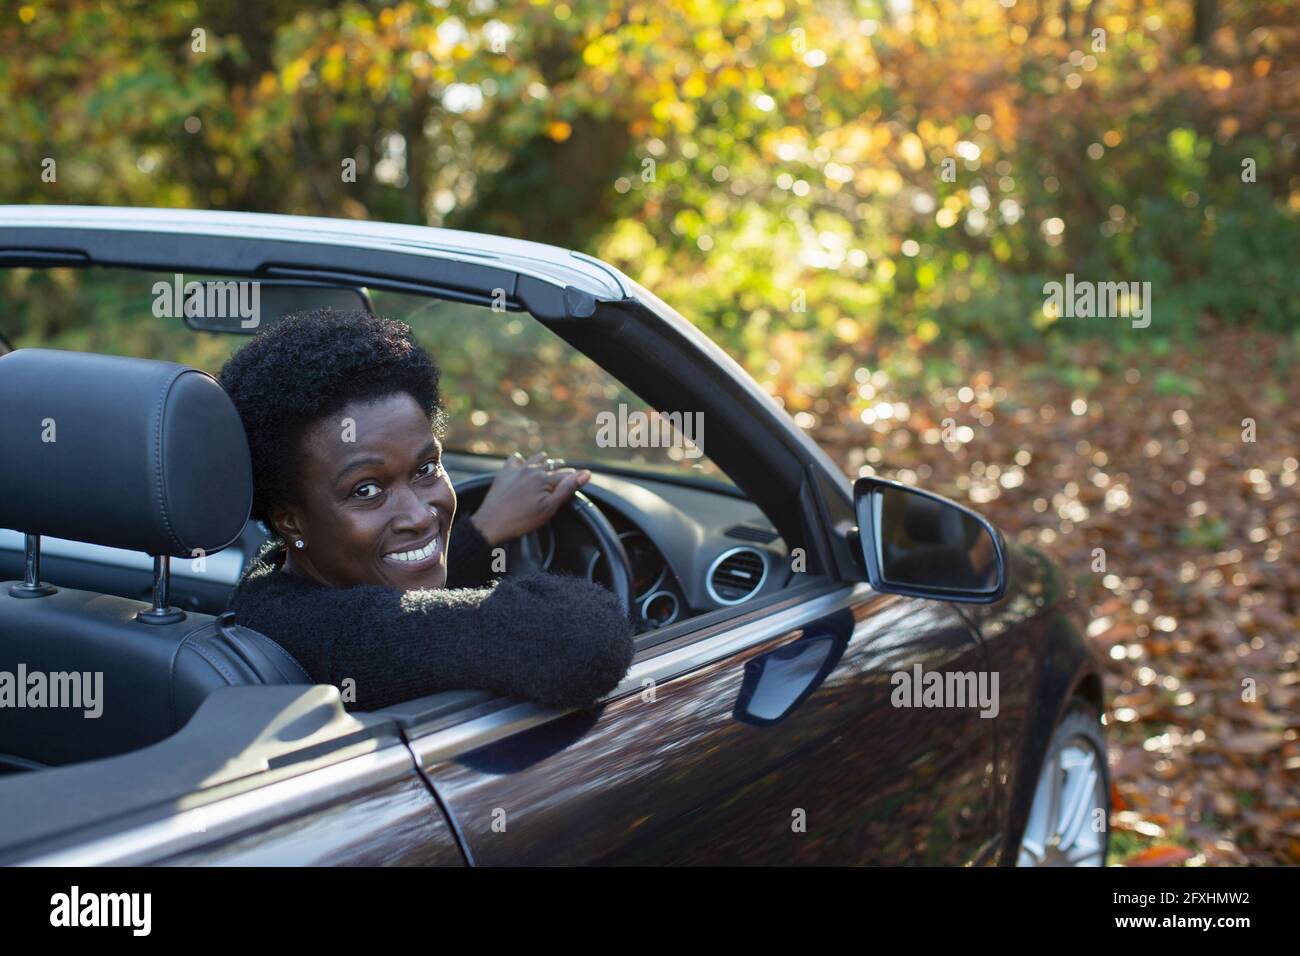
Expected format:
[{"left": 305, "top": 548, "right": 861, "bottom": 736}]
[{"left": 294, "top": 539, "right": 305, "bottom": 550}]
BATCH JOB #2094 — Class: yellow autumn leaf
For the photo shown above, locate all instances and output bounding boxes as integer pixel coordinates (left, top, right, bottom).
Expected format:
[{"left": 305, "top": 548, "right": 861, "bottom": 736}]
[
  {"left": 899, "top": 133, "right": 926, "bottom": 170},
  {"left": 321, "top": 58, "right": 345, "bottom": 88},
  {"left": 876, "top": 169, "right": 904, "bottom": 195},
  {"left": 282, "top": 59, "right": 310, "bottom": 94}
]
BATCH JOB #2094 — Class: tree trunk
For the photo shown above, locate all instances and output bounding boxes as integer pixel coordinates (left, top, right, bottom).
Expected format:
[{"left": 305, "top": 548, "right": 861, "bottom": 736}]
[{"left": 1193, "top": 0, "right": 1216, "bottom": 49}]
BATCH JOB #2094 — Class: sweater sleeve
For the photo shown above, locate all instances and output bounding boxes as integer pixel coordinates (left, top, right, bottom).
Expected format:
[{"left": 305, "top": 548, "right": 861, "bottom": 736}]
[{"left": 229, "top": 569, "right": 634, "bottom": 713}]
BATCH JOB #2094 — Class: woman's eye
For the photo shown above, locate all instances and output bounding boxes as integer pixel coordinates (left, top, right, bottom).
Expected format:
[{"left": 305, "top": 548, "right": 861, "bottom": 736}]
[
  {"left": 353, "top": 482, "right": 382, "bottom": 499},
  {"left": 417, "top": 460, "right": 443, "bottom": 479}
]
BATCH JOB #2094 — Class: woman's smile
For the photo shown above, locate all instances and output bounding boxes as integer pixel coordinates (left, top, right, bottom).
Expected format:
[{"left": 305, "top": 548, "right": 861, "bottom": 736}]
[{"left": 381, "top": 526, "right": 443, "bottom": 572}]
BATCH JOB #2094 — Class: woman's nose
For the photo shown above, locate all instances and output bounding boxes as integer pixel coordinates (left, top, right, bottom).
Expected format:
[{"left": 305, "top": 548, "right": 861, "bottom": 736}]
[{"left": 391, "top": 483, "right": 437, "bottom": 533}]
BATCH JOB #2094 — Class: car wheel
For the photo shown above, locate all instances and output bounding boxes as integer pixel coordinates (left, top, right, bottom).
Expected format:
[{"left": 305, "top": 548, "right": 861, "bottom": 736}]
[{"left": 1016, "top": 703, "right": 1110, "bottom": 867}]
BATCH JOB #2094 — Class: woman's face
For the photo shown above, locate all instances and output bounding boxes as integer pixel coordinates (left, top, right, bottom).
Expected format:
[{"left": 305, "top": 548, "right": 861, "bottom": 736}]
[{"left": 273, "top": 392, "right": 456, "bottom": 590}]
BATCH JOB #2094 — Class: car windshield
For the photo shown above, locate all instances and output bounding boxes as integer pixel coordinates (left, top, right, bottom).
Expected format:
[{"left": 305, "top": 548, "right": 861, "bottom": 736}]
[{"left": 2, "top": 265, "right": 731, "bottom": 485}]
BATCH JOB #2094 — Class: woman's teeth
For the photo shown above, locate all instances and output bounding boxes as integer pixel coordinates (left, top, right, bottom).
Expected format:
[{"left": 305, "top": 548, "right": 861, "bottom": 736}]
[{"left": 384, "top": 539, "right": 439, "bottom": 563}]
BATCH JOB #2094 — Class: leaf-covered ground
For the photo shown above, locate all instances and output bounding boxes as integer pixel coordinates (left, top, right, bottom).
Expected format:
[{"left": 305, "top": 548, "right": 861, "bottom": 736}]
[{"left": 810, "top": 325, "right": 1299, "bottom": 865}]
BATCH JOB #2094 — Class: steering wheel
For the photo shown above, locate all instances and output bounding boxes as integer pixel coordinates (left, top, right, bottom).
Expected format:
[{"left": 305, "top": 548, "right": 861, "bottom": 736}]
[{"left": 452, "top": 473, "right": 633, "bottom": 616}]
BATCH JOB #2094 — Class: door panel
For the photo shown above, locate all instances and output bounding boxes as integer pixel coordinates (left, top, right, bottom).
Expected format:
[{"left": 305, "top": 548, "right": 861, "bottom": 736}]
[
  {"left": 157, "top": 772, "right": 463, "bottom": 866},
  {"left": 0, "top": 686, "right": 463, "bottom": 866},
  {"left": 415, "top": 586, "right": 998, "bottom": 864}
]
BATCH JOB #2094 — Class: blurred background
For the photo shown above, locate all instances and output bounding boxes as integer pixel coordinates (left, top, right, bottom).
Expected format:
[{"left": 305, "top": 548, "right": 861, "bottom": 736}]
[{"left": 1, "top": 0, "right": 1297, "bottom": 864}]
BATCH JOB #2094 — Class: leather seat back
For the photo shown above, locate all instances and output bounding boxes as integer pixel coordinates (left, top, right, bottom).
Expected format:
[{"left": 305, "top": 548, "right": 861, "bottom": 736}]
[{"left": 0, "top": 348, "right": 311, "bottom": 767}]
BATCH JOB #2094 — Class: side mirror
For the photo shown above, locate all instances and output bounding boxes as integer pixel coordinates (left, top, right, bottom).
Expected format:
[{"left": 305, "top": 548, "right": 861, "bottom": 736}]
[{"left": 852, "top": 477, "right": 1007, "bottom": 604}]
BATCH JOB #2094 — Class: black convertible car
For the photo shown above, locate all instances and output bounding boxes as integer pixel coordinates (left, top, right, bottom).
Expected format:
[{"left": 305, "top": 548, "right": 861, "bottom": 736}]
[{"left": 0, "top": 206, "right": 1108, "bottom": 866}]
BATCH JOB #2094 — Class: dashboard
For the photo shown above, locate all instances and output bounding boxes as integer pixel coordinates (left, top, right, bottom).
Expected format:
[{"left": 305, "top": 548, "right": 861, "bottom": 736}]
[
  {"left": 0, "top": 454, "right": 793, "bottom": 631},
  {"left": 442, "top": 456, "right": 792, "bottom": 634}
]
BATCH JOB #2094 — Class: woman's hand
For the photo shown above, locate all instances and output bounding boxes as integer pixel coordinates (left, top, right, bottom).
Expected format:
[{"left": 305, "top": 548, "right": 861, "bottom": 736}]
[{"left": 468, "top": 451, "right": 591, "bottom": 546}]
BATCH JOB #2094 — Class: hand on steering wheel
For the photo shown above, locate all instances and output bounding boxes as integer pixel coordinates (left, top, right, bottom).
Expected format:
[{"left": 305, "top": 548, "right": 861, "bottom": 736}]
[
  {"left": 468, "top": 451, "right": 589, "bottom": 546},
  {"left": 454, "top": 467, "right": 634, "bottom": 617}
]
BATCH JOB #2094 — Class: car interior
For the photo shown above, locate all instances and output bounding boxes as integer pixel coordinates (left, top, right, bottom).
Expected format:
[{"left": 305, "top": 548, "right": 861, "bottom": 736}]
[{"left": 0, "top": 265, "right": 827, "bottom": 776}]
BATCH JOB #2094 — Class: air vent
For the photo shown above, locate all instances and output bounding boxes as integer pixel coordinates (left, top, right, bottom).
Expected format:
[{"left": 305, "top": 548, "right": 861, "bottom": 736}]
[
  {"left": 724, "top": 524, "right": 779, "bottom": 544},
  {"left": 707, "top": 547, "right": 768, "bottom": 605}
]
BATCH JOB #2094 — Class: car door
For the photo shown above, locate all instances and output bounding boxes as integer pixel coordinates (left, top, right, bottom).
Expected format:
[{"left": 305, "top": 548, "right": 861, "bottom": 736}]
[
  {"left": 0, "top": 686, "right": 464, "bottom": 866},
  {"left": 400, "top": 581, "right": 998, "bottom": 865},
  {"left": 0, "top": 209, "right": 1001, "bottom": 865}
]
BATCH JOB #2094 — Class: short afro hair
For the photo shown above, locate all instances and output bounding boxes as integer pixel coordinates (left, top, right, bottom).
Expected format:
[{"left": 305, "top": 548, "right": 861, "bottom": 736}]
[{"left": 219, "top": 308, "right": 443, "bottom": 523}]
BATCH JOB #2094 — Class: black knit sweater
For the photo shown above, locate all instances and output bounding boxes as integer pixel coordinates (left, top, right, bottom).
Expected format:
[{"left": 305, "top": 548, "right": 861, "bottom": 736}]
[{"left": 227, "top": 519, "right": 635, "bottom": 712}]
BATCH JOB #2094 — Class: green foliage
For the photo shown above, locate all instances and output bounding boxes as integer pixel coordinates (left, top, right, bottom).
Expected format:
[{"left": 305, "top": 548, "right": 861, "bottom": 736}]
[
  {"left": 0, "top": 0, "right": 1296, "bottom": 407},
  {"left": 1152, "top": 369, "right": 1201, "bottom": 396},
  {"left": 1177, "top": 516, "right": 1228, "bottom": 550}
]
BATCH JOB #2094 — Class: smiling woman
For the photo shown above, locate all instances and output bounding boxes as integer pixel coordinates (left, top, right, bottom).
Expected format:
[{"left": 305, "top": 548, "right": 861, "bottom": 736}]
[
  {"left": 219, "top": 309, "right": 634, "bottom": 711},
  {"left": 274, "top": 392, "right": 457, "bottom": 591}
]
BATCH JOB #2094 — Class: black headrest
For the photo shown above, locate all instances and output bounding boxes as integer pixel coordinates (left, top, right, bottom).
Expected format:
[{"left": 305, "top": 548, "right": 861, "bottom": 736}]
[{"left": 0, "top": 349, "right": 253, "bottom": 557}]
